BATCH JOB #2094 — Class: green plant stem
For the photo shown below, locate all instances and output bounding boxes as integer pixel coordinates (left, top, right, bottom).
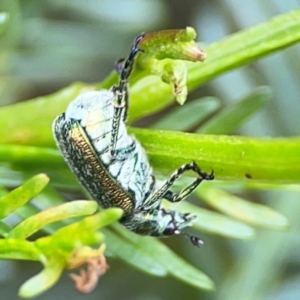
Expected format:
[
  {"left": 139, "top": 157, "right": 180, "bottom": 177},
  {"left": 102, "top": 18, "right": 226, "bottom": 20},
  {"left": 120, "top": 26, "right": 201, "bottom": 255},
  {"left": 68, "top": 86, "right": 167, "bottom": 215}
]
[
  {"left": 0, "top": 131, "right": 299, "bottom": 182},
  {"left": 130, "top": 128, "right": 300, "bottom": 182}
]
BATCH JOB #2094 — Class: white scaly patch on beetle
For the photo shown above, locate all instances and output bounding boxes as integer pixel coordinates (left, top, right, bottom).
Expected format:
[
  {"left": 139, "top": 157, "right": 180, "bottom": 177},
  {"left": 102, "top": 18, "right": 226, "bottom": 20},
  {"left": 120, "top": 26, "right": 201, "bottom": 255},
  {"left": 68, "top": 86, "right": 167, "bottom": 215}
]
[{"left": 64, "top": 91, "right": 154, "bottom": 206}]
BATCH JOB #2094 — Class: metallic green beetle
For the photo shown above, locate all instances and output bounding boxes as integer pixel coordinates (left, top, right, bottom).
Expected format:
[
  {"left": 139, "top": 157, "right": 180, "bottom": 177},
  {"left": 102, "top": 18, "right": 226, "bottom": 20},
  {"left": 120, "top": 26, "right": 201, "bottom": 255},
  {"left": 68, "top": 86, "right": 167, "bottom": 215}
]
[{"left": 53, "top": 34, "right": 214, "bottom": 246}]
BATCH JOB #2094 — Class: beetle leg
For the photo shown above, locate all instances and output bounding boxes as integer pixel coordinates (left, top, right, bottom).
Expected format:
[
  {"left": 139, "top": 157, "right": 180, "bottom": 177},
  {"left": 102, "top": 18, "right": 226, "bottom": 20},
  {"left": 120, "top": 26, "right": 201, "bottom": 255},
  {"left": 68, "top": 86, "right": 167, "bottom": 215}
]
[
  {"left": 163, "top": 179, "right": 202, "bottom": 203},
  {"left": 148, "top": 161, "right": 214, "bottom": 205},
  {"left": 110, "top": 34, "right": 144, "bottom": 158}
]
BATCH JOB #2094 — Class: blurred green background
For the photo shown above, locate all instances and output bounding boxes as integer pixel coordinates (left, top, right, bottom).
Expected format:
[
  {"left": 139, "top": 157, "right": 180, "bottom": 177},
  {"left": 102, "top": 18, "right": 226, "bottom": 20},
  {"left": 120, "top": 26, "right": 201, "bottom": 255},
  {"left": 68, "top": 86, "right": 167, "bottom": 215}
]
[{"left": 1, "top": 1, "right": 300, "bottom": 299}]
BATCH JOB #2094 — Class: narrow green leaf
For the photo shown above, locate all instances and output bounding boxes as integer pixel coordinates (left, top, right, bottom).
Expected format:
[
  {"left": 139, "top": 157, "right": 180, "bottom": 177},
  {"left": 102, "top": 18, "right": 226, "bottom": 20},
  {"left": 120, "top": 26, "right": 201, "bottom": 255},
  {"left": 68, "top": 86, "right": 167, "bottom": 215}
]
[
  {"left": 104, "top": 229, "right": 167, "bottom": 277},
  {"left": 15, "top": 188, "right": 83, "bottom": 234},
  {"left": 34, "top": 186, "right": 69, "bottom": 207},
  {"left": 0, "top": 146, "right": 74, "bottom": 190},
  {"left": 151, "top": 97, "right": 221, "bottom": 131},
  {"left": 36, "top": 230, "right": 103, "bottom": 254},
  {"left": 7, "top": 185, "right": 68, "bottom": 223},
  {"left": 165, "top": 254, "right": 214, "bottom": 291},
  {"left": 0, "top": 145, "right": 80, "bottom": 191},
  {"left": 0, "top": 174, "right": 49, "bottom": 219},
  {"left": 0, "top": 169, "right": 25, "bottom": 190},
  {"left": 0, "top": 186, "right": 8, "bottom": 197},
  {"left": 198, "top": 87, "right": 272, "bottom": 134},
  {"left": 131, "top": 128, "right": 300, "bottom": 182},
  {"left": 8, "top": 201, "right": 98, "bottom": 239},
  {"left": 172, "top": 201, "right": 255, "bottom": 240},
  {"left": 19, "top": 255, "right": 65, "bottom": 298},
  {"left": 36, "top": 208, "right": 122, "bottom": 251},
  {"left": 15, "top": 203, "right": 40, "bottom": 219},
  {"left": 243, "top": 182, "right": 300, "bottom": 193},
  {"left": 114, "top": 225, "right": 214, "bottom": 290},
  {"left": 197, "top": 186, "right": 289, "bottom": 230},
  {"left": 0, "top": 12, "right": 9, "bottom": 36},
  {"left": 27, "top": 188, "right": 78, "bottom": 233},
  {"left": 208, "top": 181, "right": 300, "bottom": 194},
  {"left": 0, "top": 145, "right": 63, "bottom": 166},
  {"left": 0, "top": 163, "right": 78, "bottom": 191},
  {"left": 0, "top": 239, "right": 45, "bottom": 262},
  {"left": 15, "top": 203, "right": 66, "bottom": 235},
  {"left": 0, "top": 221, "right": 11, "bottom": 237},
  {"left": 1, "top": 132, "right": 300, "bottom": 183}
]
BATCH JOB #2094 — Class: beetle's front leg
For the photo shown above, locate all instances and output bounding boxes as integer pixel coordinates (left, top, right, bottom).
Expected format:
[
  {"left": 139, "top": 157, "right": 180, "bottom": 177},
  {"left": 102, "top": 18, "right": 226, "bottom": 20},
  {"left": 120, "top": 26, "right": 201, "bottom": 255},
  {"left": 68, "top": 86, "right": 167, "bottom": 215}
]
[
  {"left": 110, "top": 87, "right": 128, "bottom": 158},
  {"left": 109, "top": 34, "right": 144, "bottom": 158}
]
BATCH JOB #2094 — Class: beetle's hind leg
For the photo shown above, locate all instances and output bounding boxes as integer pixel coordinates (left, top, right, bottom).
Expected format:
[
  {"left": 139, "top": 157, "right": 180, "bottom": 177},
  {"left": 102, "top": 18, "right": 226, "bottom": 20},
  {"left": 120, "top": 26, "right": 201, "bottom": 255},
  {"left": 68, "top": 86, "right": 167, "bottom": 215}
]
[{"left": 148, "top": 161, "right": 214, "bottom": 205}]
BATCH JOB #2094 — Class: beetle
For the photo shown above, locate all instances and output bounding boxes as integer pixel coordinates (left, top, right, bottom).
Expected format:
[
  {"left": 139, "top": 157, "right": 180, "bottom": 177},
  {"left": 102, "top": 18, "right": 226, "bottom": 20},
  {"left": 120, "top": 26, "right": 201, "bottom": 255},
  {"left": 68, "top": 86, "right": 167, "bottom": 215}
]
[{"left": 52, "top": 33, "right": 214, "bottom": 246}]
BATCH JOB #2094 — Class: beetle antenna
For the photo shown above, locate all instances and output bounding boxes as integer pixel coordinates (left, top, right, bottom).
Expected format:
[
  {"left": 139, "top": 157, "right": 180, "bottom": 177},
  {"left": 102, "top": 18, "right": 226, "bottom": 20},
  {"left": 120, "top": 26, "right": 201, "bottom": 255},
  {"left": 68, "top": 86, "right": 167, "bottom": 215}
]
[{"left": 182, "top": 231, "right": 204, "bottom": 247}]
